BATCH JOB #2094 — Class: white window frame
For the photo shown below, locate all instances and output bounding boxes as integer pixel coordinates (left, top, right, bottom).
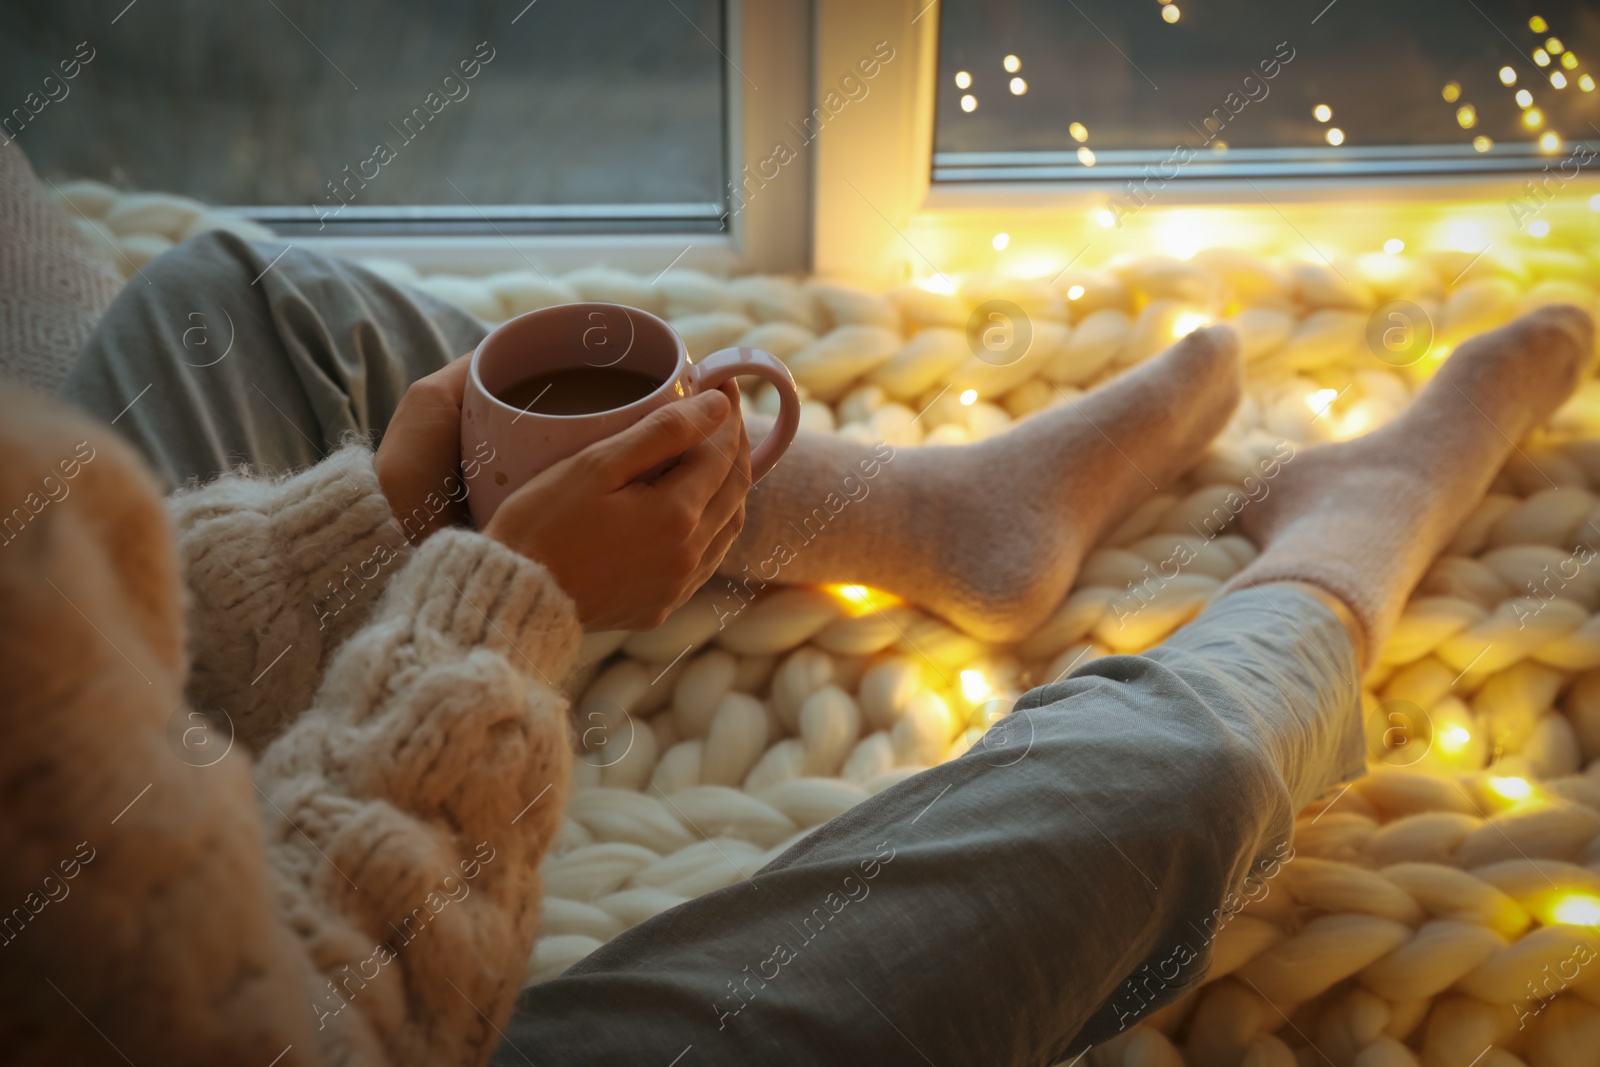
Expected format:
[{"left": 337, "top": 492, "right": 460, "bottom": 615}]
[{"left": 291, "top": 1, "right": 1600, "bottom": 283}]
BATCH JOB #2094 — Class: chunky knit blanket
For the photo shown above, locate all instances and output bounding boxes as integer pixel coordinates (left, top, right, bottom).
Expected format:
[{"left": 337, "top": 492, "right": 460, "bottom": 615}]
[{"left": 46, "top": 180, "right": 1600, "bottom": 1067}]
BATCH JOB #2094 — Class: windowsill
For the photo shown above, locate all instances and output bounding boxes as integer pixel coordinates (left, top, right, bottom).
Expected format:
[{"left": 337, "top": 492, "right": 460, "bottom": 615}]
[
  {"left": 922, "top": 171, "right": 1600, "bottom": 211},
  {"left": 289, "top": 231, "right": 743, "bottom": 277}
]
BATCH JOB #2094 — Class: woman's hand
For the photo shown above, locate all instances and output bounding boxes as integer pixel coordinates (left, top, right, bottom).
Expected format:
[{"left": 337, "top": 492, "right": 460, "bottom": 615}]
[
  {"left": 485, "top": 384, "right": 751, "bottom": 630},
  {"left": 374, "top": 354, "right": 475, "bottom": 544}
]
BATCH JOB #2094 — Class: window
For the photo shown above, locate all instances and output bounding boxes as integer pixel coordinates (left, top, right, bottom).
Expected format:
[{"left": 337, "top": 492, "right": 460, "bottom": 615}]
[
  {"left": 932, "top": 0, "right": 1600, "bottom": 182},
  {"left": 0, "top": 0, "right": 728, "bottom": 234}
]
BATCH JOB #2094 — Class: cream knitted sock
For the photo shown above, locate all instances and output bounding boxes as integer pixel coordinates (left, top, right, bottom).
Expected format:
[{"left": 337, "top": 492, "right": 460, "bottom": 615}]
[
  {"left": 1227, "top": 304, "right": 1596, "bottom": 665},
  {"left": 724, "top": 326, "right": 1244, "bottom": 642}
]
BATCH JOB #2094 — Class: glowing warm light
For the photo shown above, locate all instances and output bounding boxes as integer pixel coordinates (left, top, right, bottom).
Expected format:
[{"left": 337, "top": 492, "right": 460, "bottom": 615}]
[
  {"left": 1212, "top": 140, "right": 1228, "bottom": 153},
  {"left": 1547, "top": 37, "right": 1564, "bottom": 54},
  {"left": 1553, "top": 895, "right": 1600, "bottom": 926},
  {"left": 1562, "top": 51, "right": 1578, "bottom": 70},
  {"left": 1152, "top": 211, "right": 1230, "bottom": 260},
  {"left": 992, "top": 232, "right": 1010, "bottom": 250},
  {"left": 1383, "top": 238, "right": 1404, "bottom": 255},
  {"left": 1171, "top": 312, "right": 1212, "bottom": 339},
  {"left": 825, "top": 584, "right": 900, "bottom": 614},
  {"left": 1436, "top": 217, "right": 1490, "bottom": 253},
  {"left": 1489, "top": 776, "right": 1535, "bottom": 801},
  {"left": 914, "top": 274, "right": 960, "bottom": 296},
  {"left": 1517, "top": 88, "right": 1535, "bottom": 107},
  {"left": 1009, "top": 77, "right": 1028, "bottom": 95},
  {"left": 1524, "top": 108, "right": 1544, "bottom": 127},
  {"left": 954, "top": 70, "right": 972, "bottom": 89},
  {"left": 1095, "top": 208, "right": 1115, "bottom": 227},
  {"left": 1551, "top": 71, "right": 1568, "bottom": 89},
  {"left": 1499, "top": 66, "right": 1518, "bottom": 86},
  {"left": 959, "top": 389, "right": 979, "bottom": 406},
  {"left": 1078, "top": 146, "right": 1097, "bottom": 167},
  {"left": 1162, "top": 5, "right": 1181, "bottom": 23},
  {"left": 960, "top": 94, "right": 978, "bottom": 112},
  {"left": 1535, "top": 49, "right": 1551, "bottom": 67},
  {"left": 1335, "top": 406, "right": 1377, "bottom": 440},
  {"left": 1003, "top": 54, "right": 1021, "bottom": 73},
  {"left": 1473, "top": 136, "right": 1494, "bottom": 153},
  {"left": 1006, "top": 255, "right": 1064, "bottom": 281},
  {"left": 1530, "top": 15, "right": 1548, "bottom": 32},
  {"left": 1306, "top": 388, "right": 1339, "bottom": 414},
  {"left": 1067, "top": 284, "right": 1086, "bottom": 300},
  {"left": 1440, "top": 726, "right": 1472, "bottom": 752},
  {"left": 1069, "top": 121, "right": 1089, "bottom": 142},
  {"left": 1539, "top": 131, "right": 1561, "bottom": 152},
  {"left": 1441, "top": 82, "right": 1461, "bottom": 103},
  {"left": 1582, "top": 75, "right": 1596, "bottom": 92},
  {"left": 1529, "top": 219, "right": 1552, "bottom": 237},
  {"left": 960, "top": 669, "right": 994, "bottom": 704},
  {"left": 1313, "top": 103, "right": 1332, "bottom": 122},
  {"left": 1455, "top": 105, "right": 1477, "bottom": 129},
  {"left": 1325, "top": 127, "right": 1345, "bottom": 146}
]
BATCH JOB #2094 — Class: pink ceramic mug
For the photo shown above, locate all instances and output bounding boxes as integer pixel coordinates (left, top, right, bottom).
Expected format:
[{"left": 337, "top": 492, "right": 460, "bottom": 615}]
[{"left": 462, "top": 301, "right": 801, "bottom": 527}]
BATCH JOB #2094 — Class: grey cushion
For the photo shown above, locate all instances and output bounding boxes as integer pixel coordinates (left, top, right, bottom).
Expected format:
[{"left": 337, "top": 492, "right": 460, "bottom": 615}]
[{"left": 0, "top": 141, "right": 125, "bottom": 393}]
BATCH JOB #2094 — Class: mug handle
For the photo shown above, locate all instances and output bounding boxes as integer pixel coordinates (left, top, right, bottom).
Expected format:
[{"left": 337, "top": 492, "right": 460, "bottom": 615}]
[{"left": 692, "top": 347, "right": 802, "bottom": 482}]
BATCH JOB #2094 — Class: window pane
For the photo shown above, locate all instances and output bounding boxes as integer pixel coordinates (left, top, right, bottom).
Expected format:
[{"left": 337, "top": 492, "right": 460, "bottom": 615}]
[
  {"left": 0, "top": 0, "right": 726, "bottom": 229},
  {"left": 934, "top": 0, "right": 1599, "bottom": 181}
]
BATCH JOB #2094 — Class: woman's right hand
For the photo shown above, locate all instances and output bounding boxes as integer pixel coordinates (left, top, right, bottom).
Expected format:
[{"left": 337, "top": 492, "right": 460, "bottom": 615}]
[{"left": 483, "top": 385, "right": 751, "bottom": 631}]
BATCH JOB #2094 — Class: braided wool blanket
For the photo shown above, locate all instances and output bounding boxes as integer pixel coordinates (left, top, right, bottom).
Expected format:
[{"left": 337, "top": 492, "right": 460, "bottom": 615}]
[{"left": 56, "top": 181, "right": 1600, "bottom": 1067}]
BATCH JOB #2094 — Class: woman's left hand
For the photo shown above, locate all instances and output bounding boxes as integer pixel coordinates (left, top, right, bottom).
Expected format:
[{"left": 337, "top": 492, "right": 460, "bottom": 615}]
[{"left": 374, "top": 354, "right": 475, "bottom": 543}]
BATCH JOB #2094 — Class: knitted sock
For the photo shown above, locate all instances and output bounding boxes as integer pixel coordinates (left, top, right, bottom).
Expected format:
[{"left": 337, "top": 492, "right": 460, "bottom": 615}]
[
  {"left": 1226, "top": 304, "right": 1596, "bottom": 665},
  {"left": 723, "top": 325, "right": 1244, "bottom": 642}
]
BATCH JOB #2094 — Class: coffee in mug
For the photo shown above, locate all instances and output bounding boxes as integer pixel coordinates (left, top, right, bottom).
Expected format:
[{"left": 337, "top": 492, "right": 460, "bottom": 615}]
[
  {"left": 461, "top": 302, "right": 802, "bottom": 527},
  {"left": 495, "top": 365, "right": 665, "bottom": 416}
]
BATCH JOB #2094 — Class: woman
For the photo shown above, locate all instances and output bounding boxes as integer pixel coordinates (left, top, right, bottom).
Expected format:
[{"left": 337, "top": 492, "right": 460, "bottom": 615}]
[{"left": 6, "top": 225, "right": 1592, "bottom": 1065}]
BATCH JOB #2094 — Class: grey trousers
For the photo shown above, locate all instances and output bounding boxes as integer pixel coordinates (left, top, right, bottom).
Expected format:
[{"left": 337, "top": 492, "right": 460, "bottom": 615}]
[
  {"left": 62, "top": 233, "right": 1366, "bottom": 1066},
  {"left": 62, "top": 231, "right": 486, "bottom": 489}
]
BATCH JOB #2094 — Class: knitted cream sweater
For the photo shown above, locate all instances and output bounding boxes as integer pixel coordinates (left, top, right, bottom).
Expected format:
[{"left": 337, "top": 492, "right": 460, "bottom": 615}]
[{"left": 0, "top": 387, "right": 581, "bottom": 1066}]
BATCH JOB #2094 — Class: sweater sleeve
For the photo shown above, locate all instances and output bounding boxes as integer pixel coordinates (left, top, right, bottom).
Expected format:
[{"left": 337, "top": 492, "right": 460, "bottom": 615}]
[
  {"left": 251, "top": 528, "right": 581, "bottom": 1067},
  {"left": 0, "top": 391, "right": 328, "bottom": 1066},
  {"left": 166, "top": 444, "right": 417, "bottom": 753}
]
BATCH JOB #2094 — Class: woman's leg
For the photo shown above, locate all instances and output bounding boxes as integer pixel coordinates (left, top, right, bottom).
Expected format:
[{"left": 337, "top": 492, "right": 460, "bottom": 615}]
[
  {"left": 724, "top": 327, "right": 1242, "bottom": 641},
  {"left": 491, "top": 306, "right": 1593, "bottom": 1066},
  {"left": 496, "top": 582, "right": 1359, "bottom": 1067},
  {"left": 59, "top": 230, "right": 486, "bottom": 489},
  {"left": 61, "top": 235, "right": 1236, "bottom": 644}
]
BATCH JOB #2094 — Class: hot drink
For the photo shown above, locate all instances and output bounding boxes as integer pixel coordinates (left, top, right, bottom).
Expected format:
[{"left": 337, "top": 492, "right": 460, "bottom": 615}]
[{"left": 496, "top": 365, "right": 664, "bottom": 415}]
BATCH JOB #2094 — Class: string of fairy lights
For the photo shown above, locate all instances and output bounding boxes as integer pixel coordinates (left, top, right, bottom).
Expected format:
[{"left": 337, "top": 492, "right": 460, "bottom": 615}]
[
  {"left": 1443, "top": 14, "right": 1593, "bottom": 158},
  {"left": 953, "top": 53, "right": 1098, "bottom": 167},
  {"left": 951, "top": 9, "right": 1593, "bottom": 163}
]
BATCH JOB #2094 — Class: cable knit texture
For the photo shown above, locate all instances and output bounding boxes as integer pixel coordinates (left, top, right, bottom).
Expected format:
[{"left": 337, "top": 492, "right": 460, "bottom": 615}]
[
  {"left": 256, "top": 527, "right": 579, "bottom": 1065},
  {"left": 169, "top": 444, "right": 419, "bottom": 753},
  {"left": 0, "top": 385, "right": 581, "bottom": 1067},
  {"left": 0, "top": 141, "right": 124, "bottom": 392}
]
